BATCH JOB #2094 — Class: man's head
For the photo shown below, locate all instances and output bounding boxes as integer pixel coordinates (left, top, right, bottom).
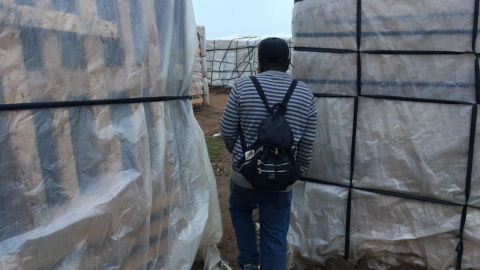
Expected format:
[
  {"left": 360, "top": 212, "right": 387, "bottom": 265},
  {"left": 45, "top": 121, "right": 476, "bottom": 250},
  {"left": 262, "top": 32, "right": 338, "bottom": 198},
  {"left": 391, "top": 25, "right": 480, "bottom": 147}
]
[{"left": 257, "top": 37, "right": 290, "bottom": 73}]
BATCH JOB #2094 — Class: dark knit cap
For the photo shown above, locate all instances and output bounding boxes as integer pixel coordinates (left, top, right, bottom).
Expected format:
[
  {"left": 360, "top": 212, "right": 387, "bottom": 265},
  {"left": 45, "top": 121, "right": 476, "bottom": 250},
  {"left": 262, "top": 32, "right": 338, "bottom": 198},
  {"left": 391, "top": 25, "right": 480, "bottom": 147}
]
[{"left": 258, "top": 37, "right": 290, "bottom": 64}]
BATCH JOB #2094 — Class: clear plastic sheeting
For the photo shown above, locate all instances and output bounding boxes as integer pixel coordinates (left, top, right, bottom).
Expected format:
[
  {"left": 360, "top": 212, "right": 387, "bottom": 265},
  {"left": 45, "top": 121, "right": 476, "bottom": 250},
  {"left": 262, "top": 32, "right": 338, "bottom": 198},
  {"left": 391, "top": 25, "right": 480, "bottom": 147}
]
[
  {"left": 292, "top": 51, "right": 357, "bottom": 96},
  {"left": 291, "top": 0, "right": 480, "bottom": 269},
  {"left": 0, "top": 0, "right": 222, "bottom": 269},
  {"left": 463, "top": 208, "right": 480, "bottom": 269},
  {"left": 354, "top": 98, "right": 471, "bottom": 204},
  {"left": 361, "top": 54, "right": 476, "bottom": 103},
  {"left": 303, "top": 98, "right": 354, "bottom": 186},
  {"left": 362, "top": 0, "right": 473, "bottom": 51},
  {"left": 350, "top": 190, "right": 461, "bottom": 269},
  {"left": 206, "top": 35, "right": 292, "bottom": 88},
  {"left": 293, "top": 0, "right": 474, "bottom": 51},
  {"left": 293, "top": 0, "right": 357, "bottom": 50},
  {"left": 470, "top": 109, "right": 480, "bottom": 207},
  {"left": 287, "top": 182, "right": 348, "bottom": 269}
]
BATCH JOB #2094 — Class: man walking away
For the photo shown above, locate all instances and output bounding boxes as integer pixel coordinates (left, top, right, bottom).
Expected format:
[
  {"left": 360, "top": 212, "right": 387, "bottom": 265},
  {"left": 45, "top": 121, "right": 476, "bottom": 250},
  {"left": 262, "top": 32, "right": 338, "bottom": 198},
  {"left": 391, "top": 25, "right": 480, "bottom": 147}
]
[{"left": 220, "top": 37, "right": 317, "bottom": 270}]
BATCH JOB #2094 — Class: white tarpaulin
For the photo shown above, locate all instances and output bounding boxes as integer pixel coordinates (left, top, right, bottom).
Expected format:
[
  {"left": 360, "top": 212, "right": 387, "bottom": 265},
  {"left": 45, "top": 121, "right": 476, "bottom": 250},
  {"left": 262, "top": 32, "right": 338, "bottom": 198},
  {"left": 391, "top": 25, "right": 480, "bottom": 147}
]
[
  {"left": 290, "top": 0, "right": 480, "bottom": 269},
  {"left": 0, "top": 0, "right": 223, "bottom": 269}
]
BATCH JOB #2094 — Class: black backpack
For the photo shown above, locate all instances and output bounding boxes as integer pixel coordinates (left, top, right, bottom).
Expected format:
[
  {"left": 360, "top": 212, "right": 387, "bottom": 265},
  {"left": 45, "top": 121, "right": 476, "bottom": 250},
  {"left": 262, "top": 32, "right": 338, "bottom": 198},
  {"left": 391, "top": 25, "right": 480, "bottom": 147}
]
[{"left": 237, "top": 76, "right": 300, "bottom": 191}]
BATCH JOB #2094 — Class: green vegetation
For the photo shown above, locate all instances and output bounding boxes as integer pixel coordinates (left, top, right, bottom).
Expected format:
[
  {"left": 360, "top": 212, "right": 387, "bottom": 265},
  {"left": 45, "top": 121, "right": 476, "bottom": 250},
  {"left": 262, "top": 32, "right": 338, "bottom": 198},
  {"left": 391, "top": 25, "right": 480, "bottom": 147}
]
[{"left": 204, "top": 132, "right": 223, "bottom": 162}]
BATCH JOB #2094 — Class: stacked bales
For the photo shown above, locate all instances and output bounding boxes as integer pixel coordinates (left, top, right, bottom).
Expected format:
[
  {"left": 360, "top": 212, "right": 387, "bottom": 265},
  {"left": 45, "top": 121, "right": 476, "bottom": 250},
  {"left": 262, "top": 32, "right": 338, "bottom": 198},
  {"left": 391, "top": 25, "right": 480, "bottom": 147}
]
[
  {"left": 0, "top": 0, "right": 222, "bottom": 269},
  {"left": 289, "top": 0, "right": 480, "bottom": 269},
  {"left": 190, "top": 25, "right": 209, "bottom": 106},
  {"left": 206, "top": 36, "right": 293, "bottom": 88}
]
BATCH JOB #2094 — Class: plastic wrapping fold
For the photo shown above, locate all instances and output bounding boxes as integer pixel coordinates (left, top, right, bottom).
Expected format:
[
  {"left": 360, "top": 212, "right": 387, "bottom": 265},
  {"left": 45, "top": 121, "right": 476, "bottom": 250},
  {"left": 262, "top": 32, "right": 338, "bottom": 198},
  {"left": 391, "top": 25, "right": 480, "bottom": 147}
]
[
  {"left": 198, "top": 25, "right": 209, "bottom": 106},
  {"left": 303, "top": 98, "right": 354, "bottom": 186},
  {"left": 0, "top": 0, "right": 223, "bottom": 269},
  {"left": 190, "top": 25, "right": 208, "bottom": 106},
  {"left": 197, "top": 26, "right": 206, "bottom": 57},
  {"left": 287, "top": 182, "right": 348, "bottom": 269},
  {"left": 291, "top": 0, "right": 480, "bottom": 269},
  {"left": 469, "top": 109, "right": 480, "bottom": 207},
  {"left": 350, "top": 190, "right": 461, "bottom": 270},
  {"left": 203, "top": 77, "right": 210, "bottom": 106},
  {"left": 463, "top": 208, "right": 480, "bottom": 269}
]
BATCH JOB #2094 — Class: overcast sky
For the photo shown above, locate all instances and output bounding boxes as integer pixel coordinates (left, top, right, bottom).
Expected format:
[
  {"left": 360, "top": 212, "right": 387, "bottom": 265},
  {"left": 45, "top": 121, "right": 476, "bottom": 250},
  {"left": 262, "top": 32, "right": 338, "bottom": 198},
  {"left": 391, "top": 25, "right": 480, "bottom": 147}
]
[{"left": 191, "top": 0, "right": 294, "bottom": 39}]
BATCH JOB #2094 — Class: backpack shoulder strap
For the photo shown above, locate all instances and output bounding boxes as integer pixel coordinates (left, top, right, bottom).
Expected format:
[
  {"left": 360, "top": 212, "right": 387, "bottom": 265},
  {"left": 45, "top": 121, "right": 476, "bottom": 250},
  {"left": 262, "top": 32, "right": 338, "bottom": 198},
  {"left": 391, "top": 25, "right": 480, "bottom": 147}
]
[
  {"left": 281, "top": 79, "right": 298, "bottom": 109},
  {"left": 238, "top": 122, "right": 247, "bottom": 152},
  {"left": 249, "top": 76, "right": 272, "bottom": 115}
]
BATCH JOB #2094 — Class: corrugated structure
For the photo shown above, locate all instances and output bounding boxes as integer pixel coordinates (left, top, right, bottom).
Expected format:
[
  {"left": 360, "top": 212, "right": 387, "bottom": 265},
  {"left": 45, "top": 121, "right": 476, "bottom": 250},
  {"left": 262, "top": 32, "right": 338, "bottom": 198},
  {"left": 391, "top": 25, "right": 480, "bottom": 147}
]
[
  {"left": 289, "top": 0, "right": 480, "bottom": 269},
  {"left": 206, "top": 36, "right": 293, "bottom": 88},
  {"left": 190, "top": 25, "right": 209, "bottom": 107},
  {"left": 0, "top": 0, "right": 223, "bottom": 269}
]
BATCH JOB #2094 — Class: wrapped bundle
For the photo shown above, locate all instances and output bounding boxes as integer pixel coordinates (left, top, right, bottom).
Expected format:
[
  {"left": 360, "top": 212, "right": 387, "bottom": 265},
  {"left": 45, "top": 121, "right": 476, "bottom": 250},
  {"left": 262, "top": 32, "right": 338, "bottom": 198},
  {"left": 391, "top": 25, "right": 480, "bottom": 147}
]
[
  {"left": 206, "top": 36, "right": 292, "bottom": 87},
  {"left": 290, "top": 0, "right": 480, "bottom": 269},
  {"left": 190, "top": 25, "right": 209, "bottom": 106},
  {"left": 0, "top": 0, "right": 222, "bottom": 269}
]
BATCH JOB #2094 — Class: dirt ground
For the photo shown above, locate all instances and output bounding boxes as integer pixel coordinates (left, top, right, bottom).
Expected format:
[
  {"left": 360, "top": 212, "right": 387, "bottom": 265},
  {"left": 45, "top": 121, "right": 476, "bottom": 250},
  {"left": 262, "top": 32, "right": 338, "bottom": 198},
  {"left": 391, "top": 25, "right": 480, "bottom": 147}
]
[
  {"left": 190, "top": 92, "right": 419, "bottom": 270},
  {"left": 191, "top": 93, "right": 240, "bottom": 269}
]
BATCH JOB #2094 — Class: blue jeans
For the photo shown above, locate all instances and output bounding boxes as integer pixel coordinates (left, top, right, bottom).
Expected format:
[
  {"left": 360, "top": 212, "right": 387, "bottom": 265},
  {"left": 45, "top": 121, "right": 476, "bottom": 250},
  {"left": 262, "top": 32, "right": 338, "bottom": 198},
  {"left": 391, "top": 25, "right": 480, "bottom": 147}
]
[{"left": 229, "top": 181, "right": 292, "bottom": 270}]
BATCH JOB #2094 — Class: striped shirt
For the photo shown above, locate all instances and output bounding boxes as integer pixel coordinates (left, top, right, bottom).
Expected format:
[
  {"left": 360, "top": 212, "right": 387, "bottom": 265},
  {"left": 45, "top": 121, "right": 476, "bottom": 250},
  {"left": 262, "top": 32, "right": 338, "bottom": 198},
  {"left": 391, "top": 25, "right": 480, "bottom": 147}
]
[{"left": 220, "top": 70, "right": 317, "bottom": 189}]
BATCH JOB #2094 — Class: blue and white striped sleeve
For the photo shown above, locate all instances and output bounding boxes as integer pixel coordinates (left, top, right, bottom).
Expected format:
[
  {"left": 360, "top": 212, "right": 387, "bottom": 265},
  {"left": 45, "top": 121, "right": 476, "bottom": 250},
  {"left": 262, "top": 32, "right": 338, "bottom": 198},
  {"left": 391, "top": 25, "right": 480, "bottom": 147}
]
[
  {"left": 296, "top": 94, "right": 317, "bottom": 172},
  {"left": 220, "top": 83, "right": 241, "bottom": 153}
]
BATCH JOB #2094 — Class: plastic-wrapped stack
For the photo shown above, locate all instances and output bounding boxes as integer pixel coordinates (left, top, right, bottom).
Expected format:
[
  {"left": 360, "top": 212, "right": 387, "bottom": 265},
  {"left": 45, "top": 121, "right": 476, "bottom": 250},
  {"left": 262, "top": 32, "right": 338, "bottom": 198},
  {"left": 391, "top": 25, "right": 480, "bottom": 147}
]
[
  {"left": 206, "top": 36, "right": 292, "bottom": 88},
  {"left": 190, "top": 25, "right": 209, "bottom": 106},
  {"left": 289, "top": 0, "right": 480, "bottom": 269},
  {"left": 0, "top": 0, "right": 222, "bottom": 269}
]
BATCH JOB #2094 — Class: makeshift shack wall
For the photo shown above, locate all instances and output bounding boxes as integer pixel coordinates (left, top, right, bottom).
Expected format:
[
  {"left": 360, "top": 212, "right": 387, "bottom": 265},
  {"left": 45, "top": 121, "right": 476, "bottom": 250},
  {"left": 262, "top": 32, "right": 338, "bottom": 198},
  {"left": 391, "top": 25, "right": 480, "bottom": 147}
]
[
  {"left": 0, "top": 0, "right": 222, "bottom": 269},
  {"left": 289, "top": 0, "right": 480, "bottom": 269}
]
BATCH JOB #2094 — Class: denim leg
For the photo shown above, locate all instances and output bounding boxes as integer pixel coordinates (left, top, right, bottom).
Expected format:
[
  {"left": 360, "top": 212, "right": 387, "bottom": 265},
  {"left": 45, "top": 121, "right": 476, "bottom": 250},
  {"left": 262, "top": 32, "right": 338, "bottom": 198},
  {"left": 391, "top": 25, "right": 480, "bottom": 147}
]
[
  {"left": 229, "top": 181, "right": 259, "bottom": 266},
  {"left": 258, "top": 190, "right": 292, "bottom": 270}
]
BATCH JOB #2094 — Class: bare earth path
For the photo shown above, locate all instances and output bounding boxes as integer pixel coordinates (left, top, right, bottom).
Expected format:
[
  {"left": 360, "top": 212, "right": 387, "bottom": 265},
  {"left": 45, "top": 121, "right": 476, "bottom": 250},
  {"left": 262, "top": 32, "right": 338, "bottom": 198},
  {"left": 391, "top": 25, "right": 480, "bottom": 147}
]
[{"left": 192, "top": 93, "right": 239, "bottom": 269}]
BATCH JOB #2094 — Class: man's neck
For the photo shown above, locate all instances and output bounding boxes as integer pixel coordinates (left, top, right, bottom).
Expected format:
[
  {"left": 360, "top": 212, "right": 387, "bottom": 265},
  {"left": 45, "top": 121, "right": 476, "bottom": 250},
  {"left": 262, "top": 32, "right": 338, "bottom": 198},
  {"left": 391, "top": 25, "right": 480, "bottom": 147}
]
[{"left": 259, "top": 68, "right": 286, "bottom": 74}]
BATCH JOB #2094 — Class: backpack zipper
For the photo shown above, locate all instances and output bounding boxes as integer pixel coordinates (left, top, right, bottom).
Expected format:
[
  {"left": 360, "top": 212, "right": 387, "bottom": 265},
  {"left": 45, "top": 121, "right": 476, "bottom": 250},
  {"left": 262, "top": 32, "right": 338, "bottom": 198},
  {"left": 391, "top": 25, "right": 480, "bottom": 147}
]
[
  {"left": 258, "top": 169, "right": 287, "bottom": 174},
  {"left": 257, "top": 160, "right": 289, "bottom": 166},
  {"left": 240, "top": 146, "right": 264, "bottom": 170}
]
